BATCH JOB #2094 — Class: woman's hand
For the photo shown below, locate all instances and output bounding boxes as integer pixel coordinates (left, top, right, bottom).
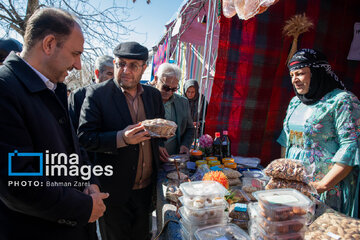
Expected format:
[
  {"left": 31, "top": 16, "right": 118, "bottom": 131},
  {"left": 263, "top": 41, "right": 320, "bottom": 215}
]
[
  {"left": 309, "top": 181, "right": 327, "bottom": 194},
  {"left": 310, "top": 163, "right": 352, "bottom": 193}
]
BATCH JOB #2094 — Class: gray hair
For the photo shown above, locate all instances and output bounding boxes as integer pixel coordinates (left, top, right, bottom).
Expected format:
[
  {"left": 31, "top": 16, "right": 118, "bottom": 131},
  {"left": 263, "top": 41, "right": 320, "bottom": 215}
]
[
  {"left": 156, "top": 62, "right": 181, "bottom": 80},
  {"left": 94, "top": 55, "right": 113, "bottom": 73}
]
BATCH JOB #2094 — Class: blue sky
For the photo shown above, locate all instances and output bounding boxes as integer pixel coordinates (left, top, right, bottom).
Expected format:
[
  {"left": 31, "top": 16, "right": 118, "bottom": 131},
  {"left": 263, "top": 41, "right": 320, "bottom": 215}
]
[
  {"left": 124, "top": 0, "right": 185, "bottom": 49},
  {"left": 1, "top": 0, "right": 184, "bottom": 51}
]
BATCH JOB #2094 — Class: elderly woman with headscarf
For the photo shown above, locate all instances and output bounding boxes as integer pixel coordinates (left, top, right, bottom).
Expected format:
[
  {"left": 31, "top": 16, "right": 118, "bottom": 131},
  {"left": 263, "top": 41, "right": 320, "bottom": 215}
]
[
  {"left": 183, "top": 79, "right": 208, "bottom": 132},
  {"left": 277, "top": 49, "right": 360, "bottom": 218}
]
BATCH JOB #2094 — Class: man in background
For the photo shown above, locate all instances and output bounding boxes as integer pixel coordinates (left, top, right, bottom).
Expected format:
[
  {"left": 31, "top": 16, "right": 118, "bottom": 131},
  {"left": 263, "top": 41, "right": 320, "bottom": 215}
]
[
  {"left": 0, "top": 38, "right": 22, "bottom": 65},
  {"left": 69, "top": 55, "right": 114, "bottom": 129},
  {"left": 154, "top": 63, "right": 194, "bottom": 161}
]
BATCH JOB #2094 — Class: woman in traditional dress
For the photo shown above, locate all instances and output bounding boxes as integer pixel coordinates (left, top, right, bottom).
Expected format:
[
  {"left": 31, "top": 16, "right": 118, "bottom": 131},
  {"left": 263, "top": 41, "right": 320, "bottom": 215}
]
[{"left": 278, "top": 49, "right": 360, "bottom": 218}]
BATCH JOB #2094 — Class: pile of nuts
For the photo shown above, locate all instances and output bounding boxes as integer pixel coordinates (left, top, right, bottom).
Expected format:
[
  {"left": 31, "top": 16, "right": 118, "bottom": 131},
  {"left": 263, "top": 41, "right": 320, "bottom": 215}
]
[{"left": 305, "top": 212, "right": 360, "bottom": 240}]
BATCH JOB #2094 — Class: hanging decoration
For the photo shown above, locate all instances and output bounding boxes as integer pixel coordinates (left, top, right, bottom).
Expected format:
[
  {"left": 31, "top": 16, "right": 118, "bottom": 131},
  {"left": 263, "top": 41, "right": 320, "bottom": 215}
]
[
  {"left": 283, "top": 13, "right": 314, "bottom": 64},
  {"left": 222, "top": 0, "right": 236, "bottom": 18},
  {"left": 223, "top": 0, "right": 279, "bottom": 20}
]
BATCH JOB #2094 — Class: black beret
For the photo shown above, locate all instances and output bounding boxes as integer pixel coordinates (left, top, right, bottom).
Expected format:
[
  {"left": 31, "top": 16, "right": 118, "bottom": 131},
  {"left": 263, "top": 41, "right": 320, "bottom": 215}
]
[
  {"left": 0, "top": 38, "right": 22, "bottom": 53},
  {"left": 113, "top": 42, "right": 148, "bottom": 61}
]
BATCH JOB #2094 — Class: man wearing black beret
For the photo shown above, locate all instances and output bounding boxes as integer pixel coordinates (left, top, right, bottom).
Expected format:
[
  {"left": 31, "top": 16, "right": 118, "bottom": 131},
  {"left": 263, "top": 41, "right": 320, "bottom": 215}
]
[
  {"left": 0, "top": 38, "right": 22, "bottom": 65},
  {"left": 78, "top": 41, "right": 165, "bottom": 240}
]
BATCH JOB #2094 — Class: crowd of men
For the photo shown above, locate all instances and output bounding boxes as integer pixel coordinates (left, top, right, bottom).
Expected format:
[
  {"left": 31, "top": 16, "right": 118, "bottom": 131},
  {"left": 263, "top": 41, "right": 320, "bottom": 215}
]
[{"left": 0, "top": 7, "right": 195, "bottom": 240}]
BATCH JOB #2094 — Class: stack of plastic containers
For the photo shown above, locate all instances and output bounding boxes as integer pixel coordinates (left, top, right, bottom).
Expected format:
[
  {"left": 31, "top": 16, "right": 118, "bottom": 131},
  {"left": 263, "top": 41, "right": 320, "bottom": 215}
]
[
  {"left": 179, "top": 181, "right": 229, "bottom": 240},
  {"left": 249, "top": 189, "right": 314, "bottom": 240},
  {"left": 194, "top": 223, "right": 251, "bottom": 240}
]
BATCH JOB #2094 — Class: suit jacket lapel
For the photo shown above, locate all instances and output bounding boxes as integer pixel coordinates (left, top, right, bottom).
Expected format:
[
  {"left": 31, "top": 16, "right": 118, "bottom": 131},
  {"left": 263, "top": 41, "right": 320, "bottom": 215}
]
[
  {"left": 111, "top": 79, "right": 134, "bottom": 125},
  {"left": 173, "top": 94, "right": 182, "bottom": 144}
]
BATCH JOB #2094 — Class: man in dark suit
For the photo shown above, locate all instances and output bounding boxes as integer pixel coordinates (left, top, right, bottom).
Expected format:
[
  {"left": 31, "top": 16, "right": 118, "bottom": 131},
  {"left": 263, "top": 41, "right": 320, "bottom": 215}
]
[
  {"left": 68, "top": 55, "right": 114, "bottom": 130},
  {"left": 78, "top": 42, "right": 165, "bottom": 240},
  {"left": 0, "top": 8, "right": 108, "bottom": 240}
]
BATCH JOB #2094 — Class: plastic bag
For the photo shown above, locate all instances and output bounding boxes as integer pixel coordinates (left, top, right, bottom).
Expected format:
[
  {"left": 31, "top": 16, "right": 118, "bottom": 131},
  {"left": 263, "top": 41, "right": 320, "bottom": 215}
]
[
  {"left": 265, "top": 178, "right": 317, "bottom": 198},
  {"left": 190, "top": 164, "right": 211, "bottom": 181},
  {"left": 223, "top": 168, "right": 242, "bottom": 179},
  {"left": 264, "top": 158, "right": 315, "bottom": 183},
  {"left": 234, "top": 0, "right": 279, "bottom": 20},
  {"left": 222, "top": 0, "right": 237, "bottom": 18},
  {"left": 141, "top": 118, "right": 177, "bottom": 138}
]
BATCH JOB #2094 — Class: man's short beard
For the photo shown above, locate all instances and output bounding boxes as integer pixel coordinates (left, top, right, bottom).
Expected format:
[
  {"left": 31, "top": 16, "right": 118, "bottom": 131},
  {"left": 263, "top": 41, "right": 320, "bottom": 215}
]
[{"left": 119, "top": 81, "right": 137, "bottom": 90}]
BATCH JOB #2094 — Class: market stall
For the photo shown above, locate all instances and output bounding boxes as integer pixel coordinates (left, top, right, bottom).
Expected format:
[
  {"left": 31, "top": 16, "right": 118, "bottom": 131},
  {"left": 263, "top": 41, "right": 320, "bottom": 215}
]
[
  {"left": 151, "top": 0, "right": 360, "bottom": 238},
  {"left": 154, "top": 151, "right": 360, "bottom": 240}
]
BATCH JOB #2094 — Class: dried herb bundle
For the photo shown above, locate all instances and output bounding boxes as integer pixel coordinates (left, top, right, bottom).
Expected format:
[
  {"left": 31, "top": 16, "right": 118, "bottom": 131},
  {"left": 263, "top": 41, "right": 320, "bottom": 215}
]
[{"left": 283, "top": 13, "right": 313, "bottom": 64}]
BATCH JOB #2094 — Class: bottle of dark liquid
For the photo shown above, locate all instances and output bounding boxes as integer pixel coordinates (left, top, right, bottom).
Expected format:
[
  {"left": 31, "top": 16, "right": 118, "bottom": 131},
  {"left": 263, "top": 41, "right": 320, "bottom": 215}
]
[
  {"left": 213, "top": 132, "right": 222, "bottom": 160},
  {"left": 222, "top": 130, "right": 231, "bottom": 158}
]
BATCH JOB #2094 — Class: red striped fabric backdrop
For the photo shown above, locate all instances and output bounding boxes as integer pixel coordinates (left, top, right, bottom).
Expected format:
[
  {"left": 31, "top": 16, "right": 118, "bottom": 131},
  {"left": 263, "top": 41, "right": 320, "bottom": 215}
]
[{"left": 205, "top": 0, "right": 360, "bottom": 166}]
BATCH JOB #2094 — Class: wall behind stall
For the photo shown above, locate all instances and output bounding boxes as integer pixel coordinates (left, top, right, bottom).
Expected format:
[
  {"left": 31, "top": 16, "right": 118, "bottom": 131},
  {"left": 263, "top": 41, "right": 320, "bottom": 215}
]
[{"left": 205, "top": 0, "right": 360, "bottom": 166}]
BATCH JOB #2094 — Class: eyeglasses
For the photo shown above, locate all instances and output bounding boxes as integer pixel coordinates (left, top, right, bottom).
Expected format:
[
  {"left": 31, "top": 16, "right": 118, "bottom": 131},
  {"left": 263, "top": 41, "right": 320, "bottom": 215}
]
[
  {"left": 161, "top": 84, "right": 179, "bottom": 92},
  {"left": 159, "top": 78, "right": 179, "bottom": 92},
  {"left": 115, "top": 61, "right": 144, "bottom": 72}
]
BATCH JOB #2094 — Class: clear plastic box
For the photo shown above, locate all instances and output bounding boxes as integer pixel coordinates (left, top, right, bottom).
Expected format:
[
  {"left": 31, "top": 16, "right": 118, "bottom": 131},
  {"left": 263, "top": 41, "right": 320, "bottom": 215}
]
[
  {"left": 179, "top": 181, "right": 229, "bottom": 199},
  {"left": 241, "top": 177, "right": 267, "bottom": 193},
  {"left": 249, "top": 222, "right": 305, "bottom": 240},
  {"left": 194, "top": 223, "right": 251, "bottom": 240},
  {"left": 252, "top": 189, "right": 314, "bottom": 221},
  {"left": 179, "top": 196, "right": 228, "bottom": 210},
  {"left": 230, "top": 218, "right": 249, "bottom": 230},
  {"left": 180, "top": 222, "right": 194, "bottom": 240},
  {"left": 179, "top": 206, "right": 227, "bottom": 223},
  {"left": 251, "top": 204, "right": 307, "bottom": 234},
  {"left": 247, "top": 202, "right": 260, "bottom": 219},
  {"left": 180, "top": 215, "right": 229, "bottom": 235}
]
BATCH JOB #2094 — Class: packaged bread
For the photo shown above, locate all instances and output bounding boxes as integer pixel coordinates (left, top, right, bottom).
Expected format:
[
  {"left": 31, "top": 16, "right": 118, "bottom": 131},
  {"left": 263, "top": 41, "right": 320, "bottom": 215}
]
[
  {"left": 141, "top": 118, "right": 177, "bottom": 138},
  {"left": 264, "top": 158, "right": 313, "bottom": 183},
  {"left": 265, "top": 178, "right": 316, "bottom": 198},
  {"left": 223, "top": 168, "right": 242, "bottom": 179},
  {"left": 229, "top": 177, "right": 242, "bottom": 186},
  {"left": 305, "top": 212, "right": 360, "bottom": 240}
]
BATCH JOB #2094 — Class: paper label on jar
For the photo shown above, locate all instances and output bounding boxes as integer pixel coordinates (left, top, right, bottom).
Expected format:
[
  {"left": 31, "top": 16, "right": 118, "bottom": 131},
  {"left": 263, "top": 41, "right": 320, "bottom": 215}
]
[
  {"left": 264, "top": 194, "right": 298, "bottom": 204},
  {"left": 326, "top": 232, "right": 340, "bottom": 240}
]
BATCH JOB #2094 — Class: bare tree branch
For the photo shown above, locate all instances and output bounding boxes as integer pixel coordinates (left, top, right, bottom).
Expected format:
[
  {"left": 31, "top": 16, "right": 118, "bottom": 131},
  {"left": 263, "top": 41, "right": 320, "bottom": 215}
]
[{"left": 0, "top": 0, "right": 151, "bottom": 88}]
